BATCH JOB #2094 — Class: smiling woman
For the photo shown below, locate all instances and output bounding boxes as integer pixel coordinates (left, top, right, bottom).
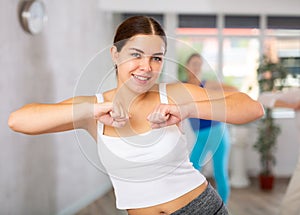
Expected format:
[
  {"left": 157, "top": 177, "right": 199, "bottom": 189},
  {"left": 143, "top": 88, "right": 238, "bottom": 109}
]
[
  {"left": 111, "top": 35, "right": 165, "bottom": 94},
  {"left": 8, "top": 15, "right": 264, "bottom": 215}
]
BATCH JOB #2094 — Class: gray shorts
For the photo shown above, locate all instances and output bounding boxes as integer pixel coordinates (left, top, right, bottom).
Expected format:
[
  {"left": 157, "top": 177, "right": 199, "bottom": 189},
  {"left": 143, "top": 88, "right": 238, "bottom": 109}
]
[{"left": 170, "top": 183, "right": 228, "bottom": 215}]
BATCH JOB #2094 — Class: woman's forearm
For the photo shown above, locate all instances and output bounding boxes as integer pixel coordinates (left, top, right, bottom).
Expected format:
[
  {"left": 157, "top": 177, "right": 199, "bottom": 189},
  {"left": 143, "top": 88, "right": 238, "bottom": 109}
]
[
  {"left": 8, "top": 102, "right": 93, "bottom": 135},
  {"left": 185, "top": 92, "right": 264, "bottom": 124}
]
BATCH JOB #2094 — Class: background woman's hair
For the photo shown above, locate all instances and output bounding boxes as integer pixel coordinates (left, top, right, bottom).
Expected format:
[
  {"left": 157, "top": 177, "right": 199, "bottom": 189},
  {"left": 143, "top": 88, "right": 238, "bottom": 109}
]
[
  {"left": 113, "top": 16, "right": 167, "bottom": 52},
  {"left": 186, "top": 53, "right": 201, "bottom": 64}
]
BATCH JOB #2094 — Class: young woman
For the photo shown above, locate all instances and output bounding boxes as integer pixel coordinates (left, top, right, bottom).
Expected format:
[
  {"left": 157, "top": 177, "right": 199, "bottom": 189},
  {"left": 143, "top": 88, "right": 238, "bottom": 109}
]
[
  {"left": 8, "top": 16, "right": 264, "bottom": 215},
  {"left": 185, "top": 53, "right": 237, "bottom": 204}
]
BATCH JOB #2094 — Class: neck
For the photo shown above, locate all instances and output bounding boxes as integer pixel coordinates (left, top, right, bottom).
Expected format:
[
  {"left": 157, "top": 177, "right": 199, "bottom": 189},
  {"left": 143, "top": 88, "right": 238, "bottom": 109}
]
[{"left": 112, "top": 84, "right": 158, "bottom": 109}]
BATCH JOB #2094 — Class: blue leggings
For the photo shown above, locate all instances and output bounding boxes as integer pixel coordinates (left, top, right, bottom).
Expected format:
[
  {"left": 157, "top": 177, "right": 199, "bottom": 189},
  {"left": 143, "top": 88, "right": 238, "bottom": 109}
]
[{"left": 190, "top": 123, "right": 230, "bottom": 204}]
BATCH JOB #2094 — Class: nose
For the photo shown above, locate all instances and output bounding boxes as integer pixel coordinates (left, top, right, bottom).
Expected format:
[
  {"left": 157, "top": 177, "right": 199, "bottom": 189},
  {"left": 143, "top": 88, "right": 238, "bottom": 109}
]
[{"left": 139, "top": 56, "right": 151, "bottom": 72}]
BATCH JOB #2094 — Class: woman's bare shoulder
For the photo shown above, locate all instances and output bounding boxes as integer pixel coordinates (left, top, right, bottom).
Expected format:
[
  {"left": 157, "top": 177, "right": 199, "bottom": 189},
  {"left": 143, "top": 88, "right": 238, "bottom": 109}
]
[
  {"left": 166, "top": 82, "right": 203, "bottom": 94},
  {"left": 165, "top": 82, "right": 204, "bottom": 103},
  {"left": 166, "top": 82, "right": 195, "bottom": 90},
  {"left": 62, "top": 89, "right": 116, "bottom": 104},
  {"left": 59, "top": 96, "right": 97, "bottom": 104}
]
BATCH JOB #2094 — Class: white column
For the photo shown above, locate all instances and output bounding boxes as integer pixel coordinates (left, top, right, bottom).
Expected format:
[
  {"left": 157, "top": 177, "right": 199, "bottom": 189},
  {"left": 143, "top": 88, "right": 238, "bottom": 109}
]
[
  {"left": 162, "top": 13, "right": 178, "bottom": 83},
  {"left": 230, "top": 125, "right": 251, "bottom": 188}
]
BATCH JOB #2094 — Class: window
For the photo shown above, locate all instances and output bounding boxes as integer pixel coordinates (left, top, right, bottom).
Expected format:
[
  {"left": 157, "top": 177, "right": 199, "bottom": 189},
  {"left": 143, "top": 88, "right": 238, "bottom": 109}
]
[
  {"left": 222, "top": 15, "right": 260, "bottom": 97},
  {"left": 177, "top": 15, "right": 217, "bottom": 35},
  {"left": 176, "top": 14, "right": 260, "bottom": 98},
  {"left": 176, "top": 14, "right": 300, "bottom": 100},
  {"left": 267, "top": 16, "right": 300, "bottom": 30},
  {"left": 176, "top": 15, "right": 218, "bottom": 81},
  {"left": 224, "top": 15, "right": 260, "bottom": 36},
  {"left": 265, "top": 16, "right": 300, "bottom": 88}
]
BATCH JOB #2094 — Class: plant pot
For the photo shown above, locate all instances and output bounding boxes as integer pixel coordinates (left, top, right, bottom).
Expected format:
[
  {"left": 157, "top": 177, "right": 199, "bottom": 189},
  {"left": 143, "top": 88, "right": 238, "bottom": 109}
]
[{"left": 259, "top": 174, "right": 274, "bottom": 190}]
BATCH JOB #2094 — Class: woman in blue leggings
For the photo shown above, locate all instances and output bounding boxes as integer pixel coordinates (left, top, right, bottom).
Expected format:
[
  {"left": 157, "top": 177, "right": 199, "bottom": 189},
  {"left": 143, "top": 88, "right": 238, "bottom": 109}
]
[
  {"left": 189, "top": 118, "right": 231, "bottom": 203},
  {"left": 185, "top": 53, "right": 237, "bottom": 204}
]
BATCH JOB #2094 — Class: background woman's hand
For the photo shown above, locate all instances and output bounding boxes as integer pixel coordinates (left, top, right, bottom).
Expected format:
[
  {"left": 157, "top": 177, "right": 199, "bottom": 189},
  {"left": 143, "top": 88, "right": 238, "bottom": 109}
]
[{"left": 294, "top": 101, "right": 300, "bottom": 111}]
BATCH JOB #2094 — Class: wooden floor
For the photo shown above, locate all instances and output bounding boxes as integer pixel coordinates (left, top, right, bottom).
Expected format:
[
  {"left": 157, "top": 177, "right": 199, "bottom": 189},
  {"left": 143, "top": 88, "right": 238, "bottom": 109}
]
[{"left": 76, "top": 177, "right": 289, "bottom": 215}]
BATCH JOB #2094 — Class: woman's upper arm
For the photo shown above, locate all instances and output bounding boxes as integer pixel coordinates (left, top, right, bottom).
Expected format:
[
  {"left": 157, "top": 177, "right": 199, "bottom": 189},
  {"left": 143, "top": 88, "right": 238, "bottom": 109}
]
[
  {"left": 59, "top": 96, "right": 97, "bottom": 104},
  {"left": 167, "top": 83, "right": 236, "bottom": 104},
  {"left": 166, "top": 83, "right": 264, "bottom": 124},
  {"left": 205, "top": 81, "right": 238, "bottom": 92}
]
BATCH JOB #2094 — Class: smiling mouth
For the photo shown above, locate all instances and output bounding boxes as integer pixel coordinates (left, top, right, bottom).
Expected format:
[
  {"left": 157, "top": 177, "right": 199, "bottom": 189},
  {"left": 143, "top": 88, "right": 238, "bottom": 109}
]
[{"left": 132, "top": 74, "right": 151, "bottom": 81}]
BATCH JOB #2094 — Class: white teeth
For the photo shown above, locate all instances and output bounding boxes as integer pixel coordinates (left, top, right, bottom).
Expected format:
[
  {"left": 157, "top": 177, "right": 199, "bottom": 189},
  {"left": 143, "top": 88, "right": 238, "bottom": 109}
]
[{"left": 133, "top": 75, "right": 150, "bottom": 81}]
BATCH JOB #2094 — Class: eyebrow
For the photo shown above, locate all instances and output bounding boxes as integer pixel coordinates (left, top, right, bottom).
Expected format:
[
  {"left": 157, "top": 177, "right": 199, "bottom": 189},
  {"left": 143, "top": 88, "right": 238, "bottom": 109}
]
[{"left": 129, "top": 48, "right": 164, "bottom": 56}]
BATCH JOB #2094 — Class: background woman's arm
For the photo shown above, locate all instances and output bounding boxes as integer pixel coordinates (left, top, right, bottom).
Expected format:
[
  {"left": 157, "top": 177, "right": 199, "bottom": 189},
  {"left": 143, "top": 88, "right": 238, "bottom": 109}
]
[{"left": 258, "top": 90, "right": 300, "bottom": 111}]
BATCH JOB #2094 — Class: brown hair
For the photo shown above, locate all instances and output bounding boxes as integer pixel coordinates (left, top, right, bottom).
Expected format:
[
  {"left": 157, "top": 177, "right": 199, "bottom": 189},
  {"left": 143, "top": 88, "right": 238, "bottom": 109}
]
[
  {"left": 186, "top": 53, "right": 201, "bottom": 65},
  {"left": 113, "top": 16, "right": 167, "bottom": 52}
]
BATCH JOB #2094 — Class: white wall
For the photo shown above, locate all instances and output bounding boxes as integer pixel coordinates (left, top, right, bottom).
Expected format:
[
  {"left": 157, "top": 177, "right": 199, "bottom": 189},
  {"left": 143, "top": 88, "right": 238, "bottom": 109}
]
[{"left": 1, "top": 0, "right": 115, "bottom": 214}]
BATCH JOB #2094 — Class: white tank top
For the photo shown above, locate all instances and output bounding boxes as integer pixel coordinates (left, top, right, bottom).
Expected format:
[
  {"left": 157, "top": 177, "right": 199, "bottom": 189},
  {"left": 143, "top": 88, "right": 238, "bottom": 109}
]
[{"left": 96, "top": 83, "right": 206, "bottom": 209}]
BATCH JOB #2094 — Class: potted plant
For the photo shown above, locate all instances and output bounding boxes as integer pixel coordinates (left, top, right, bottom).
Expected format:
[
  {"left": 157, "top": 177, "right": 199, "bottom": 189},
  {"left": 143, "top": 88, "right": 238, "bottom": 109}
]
[{"left": 253, "top": 55, "right": 288, "bottom": 190}]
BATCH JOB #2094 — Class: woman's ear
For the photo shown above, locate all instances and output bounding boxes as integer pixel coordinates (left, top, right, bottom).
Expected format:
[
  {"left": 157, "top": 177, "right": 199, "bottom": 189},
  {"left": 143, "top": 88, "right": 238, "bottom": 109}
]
[{"left": 110, "top": 46, "right": 119, "bottom": 64}]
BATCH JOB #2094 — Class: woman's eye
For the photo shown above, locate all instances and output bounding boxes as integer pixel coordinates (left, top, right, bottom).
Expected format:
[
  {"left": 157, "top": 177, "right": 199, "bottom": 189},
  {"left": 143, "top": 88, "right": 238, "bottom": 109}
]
[
  {"left": 131, "top": 53, "right": 141, "bottom": 58},
  {"left": 152, "top": 56, "right": 162, "bottom": 62}
]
